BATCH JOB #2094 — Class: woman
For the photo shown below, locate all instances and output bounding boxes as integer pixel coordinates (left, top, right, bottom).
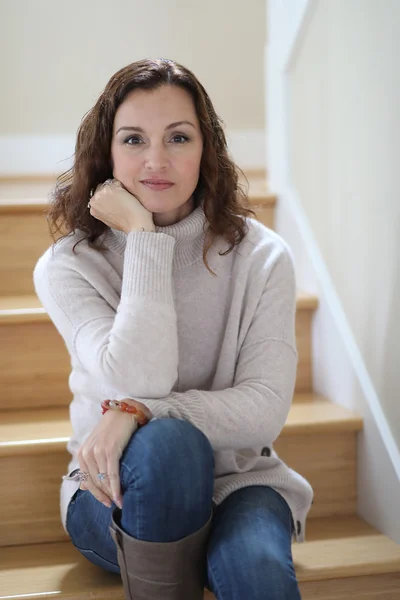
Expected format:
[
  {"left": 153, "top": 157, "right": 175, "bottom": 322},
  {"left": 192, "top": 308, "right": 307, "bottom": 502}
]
[{"left": 34, "top": 57, "right": 313, "bottom": 600}]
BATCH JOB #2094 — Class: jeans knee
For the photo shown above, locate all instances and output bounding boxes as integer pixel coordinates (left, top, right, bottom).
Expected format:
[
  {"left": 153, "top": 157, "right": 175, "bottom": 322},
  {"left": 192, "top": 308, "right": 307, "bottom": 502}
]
[
  {"left": 143, "top": 418, "right": 213, "bottom": 463},
  {"left": 121, "top": 418, "right": 215, "bottom": 494}
]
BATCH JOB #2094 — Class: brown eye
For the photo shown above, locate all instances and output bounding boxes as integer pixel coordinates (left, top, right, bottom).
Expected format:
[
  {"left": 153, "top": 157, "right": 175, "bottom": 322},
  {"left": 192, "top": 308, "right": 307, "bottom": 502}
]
[
  {"left": 172, "top": 135, "right": 189, "bottom": 143},
  {"left": 124, "top": 136, "right": 141, "bottom": 145}
]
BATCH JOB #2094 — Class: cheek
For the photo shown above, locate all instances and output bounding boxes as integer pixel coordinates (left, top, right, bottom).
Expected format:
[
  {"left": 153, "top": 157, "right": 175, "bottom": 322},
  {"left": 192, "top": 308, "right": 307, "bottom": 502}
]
[
  {"left": 177, "top": 155, "right": 202, "bottom": 181},
  {"left": 112, "top": 148, "right": 140, "bottom": 176}
]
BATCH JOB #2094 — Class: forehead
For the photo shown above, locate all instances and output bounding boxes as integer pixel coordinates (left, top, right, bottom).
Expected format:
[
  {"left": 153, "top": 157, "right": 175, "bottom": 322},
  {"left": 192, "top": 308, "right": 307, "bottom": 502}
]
[{"left": 113, "top": 85, "right": 199, "bottom": 130}]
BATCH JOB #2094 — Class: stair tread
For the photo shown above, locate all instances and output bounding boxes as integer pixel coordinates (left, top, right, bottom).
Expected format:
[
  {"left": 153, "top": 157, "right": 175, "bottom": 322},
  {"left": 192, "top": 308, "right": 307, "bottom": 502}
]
[
  {"left": 0, "top": 185, "right": 276, "bottom": 212},
  {"left": 285, "top": 396, "right": 363, "bottom": 433},
  {"left": 0, "top": 171, "right": 266, "bottom": 196},
  {"left": 0, "top": 290, "right": 318, "bottom": 324},
  {"left": 0, "top": 515, "right": 399, "bottom": 598},
  {"left": 296, "top": 515, "right": 400, "bottom": 581},
  {"left": 0, "top": 395, "right": 363, "bottom": 457},
  {"left": 0, "top": 294, "right": 48, "bottom": 323}
]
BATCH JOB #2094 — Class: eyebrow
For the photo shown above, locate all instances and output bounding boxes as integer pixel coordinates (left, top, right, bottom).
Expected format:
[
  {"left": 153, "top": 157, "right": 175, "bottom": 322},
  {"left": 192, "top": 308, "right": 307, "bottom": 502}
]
[{"left": 116, "top": 121, "right": 196, "bottom": 135}]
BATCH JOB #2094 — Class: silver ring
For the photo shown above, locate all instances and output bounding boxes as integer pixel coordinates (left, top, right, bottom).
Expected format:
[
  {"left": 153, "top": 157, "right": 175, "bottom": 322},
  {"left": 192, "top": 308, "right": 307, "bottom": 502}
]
[
  {"left": 88, "top": 179, "right": 113, "bottom": 209},
  {"left": 97, "top": 473, "right": 108, "bottom": 481},
  {"left": 77, "top": 470, "right": 89, "bottom": 482}
]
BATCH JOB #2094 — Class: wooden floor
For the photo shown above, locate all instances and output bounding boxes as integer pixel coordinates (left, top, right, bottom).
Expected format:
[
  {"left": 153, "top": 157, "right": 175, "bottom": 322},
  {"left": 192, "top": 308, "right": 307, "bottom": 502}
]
[{"left": 1, "top": 515, "right": 400, "bottom": 599}]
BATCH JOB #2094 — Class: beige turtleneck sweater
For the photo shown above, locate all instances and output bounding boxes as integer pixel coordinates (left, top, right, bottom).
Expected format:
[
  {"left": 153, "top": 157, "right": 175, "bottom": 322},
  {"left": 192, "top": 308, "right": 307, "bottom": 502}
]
[{"left": 33, "top": 203, "right": 314, "bottom": 543}]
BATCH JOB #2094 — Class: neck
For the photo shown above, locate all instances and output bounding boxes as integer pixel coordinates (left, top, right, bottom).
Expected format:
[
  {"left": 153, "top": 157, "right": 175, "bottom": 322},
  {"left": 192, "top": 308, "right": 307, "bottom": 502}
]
[{"left": 153, "top": 196, "right": 195, "bottom": 227}]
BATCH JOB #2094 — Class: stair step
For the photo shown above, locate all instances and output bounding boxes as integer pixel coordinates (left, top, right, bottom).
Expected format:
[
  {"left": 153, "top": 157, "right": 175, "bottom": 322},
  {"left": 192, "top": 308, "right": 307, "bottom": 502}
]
[
  {"left": 0, "top": 189, "right": 277, "bottom": 212},
  {"left": 0, "top": 180, "right": 276, "bottom": 206},
  {"left": 0, "top": 395, "right": 363, "bottom": 546},
  {"left": 0, "top": 170, "right": 269, "bottom": 198},
  {"left": 298, "top": 515, "right": 400, "bottom": 577},
  {"left": 0, "top": 174, "right": 57, "bottom": 193},
  {"left": 0, "top": 291, "right": 317, "bottom": 412},
  {"left": 284, "top": 396, "right": 363, "bottom": 434},
  {"left": 0, "top": 515, "right": 398, "bottom": 600},
  {"left": 0, "top": 395, "right": 363, "bottom": 458}
]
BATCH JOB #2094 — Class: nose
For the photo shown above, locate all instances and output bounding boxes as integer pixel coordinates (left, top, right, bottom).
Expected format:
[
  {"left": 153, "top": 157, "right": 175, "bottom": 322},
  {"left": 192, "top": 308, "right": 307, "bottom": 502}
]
[{"left": 144, "top": 142, "right": 169, "bottom": 170}]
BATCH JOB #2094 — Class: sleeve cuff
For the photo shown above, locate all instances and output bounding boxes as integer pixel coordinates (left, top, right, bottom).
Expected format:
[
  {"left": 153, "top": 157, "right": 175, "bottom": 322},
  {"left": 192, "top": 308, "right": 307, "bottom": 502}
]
[{"left": 139, "top": 399, "right": 173, "bottom": 420}]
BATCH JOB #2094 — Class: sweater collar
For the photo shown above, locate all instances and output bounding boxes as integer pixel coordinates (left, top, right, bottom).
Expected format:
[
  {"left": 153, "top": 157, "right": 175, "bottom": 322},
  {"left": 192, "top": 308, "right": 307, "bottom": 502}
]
[{"left": 103, "top": 201, "right": 208, "bottom": 270}]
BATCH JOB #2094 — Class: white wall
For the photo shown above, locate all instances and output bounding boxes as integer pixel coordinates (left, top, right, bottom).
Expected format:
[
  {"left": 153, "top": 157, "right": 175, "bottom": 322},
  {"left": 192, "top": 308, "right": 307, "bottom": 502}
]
[
  {"left": 266, "top": 0, "right": 400, "bottom": 542},
  {"left": 0, "top": 0, "right": 266, "bottom": 173},
  {"left": 289, "top": 0, "right": 400, "bottom": 445}
]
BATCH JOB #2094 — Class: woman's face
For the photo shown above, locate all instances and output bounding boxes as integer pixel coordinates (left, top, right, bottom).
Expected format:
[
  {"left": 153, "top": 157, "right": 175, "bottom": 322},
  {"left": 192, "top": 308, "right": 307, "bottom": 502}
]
[{"left": 111, "top": 85, "right": 203, "bottom": 226}]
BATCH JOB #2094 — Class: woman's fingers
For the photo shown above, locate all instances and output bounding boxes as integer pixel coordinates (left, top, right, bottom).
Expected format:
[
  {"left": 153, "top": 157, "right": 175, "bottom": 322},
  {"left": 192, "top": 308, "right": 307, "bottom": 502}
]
[
  {"left": 93, "top": 446, "right": 114, "bottom": 500},
  {"left": 80, "top": 475, "right": 111, "bottom": 507},
  {"left": 74, "top": 403, "right": 140, "bottom": 511},
  {"left": 78, "top": 453, "right": 113, "bottom": 508},
  {"left": 85, "top": 452, "right": 113, "bottom": 505},
  {"left": 107, "top": 455, "right": 123, "bottom": 508}
]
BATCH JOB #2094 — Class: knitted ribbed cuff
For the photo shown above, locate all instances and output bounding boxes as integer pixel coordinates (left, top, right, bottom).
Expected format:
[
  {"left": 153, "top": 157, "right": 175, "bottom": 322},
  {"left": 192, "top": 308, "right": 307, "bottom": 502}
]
[
  {"left": 122, "top": 232, "right": 176, "bottom": 303},
  {"left": 139, "top": 392, "right": 206, "bottom": 433}
]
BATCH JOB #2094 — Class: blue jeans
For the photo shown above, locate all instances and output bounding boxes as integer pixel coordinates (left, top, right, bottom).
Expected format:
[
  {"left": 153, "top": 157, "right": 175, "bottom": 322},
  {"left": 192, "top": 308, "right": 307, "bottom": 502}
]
[{"left": 66, "top": 418, "right": 301, "bottom": 599}]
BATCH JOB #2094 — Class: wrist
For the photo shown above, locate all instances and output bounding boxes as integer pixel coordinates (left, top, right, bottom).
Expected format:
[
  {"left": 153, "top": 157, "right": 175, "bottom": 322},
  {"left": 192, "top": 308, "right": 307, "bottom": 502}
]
[
  {"left": 110, "top": 408, "right": 139, "bottom": 428},
  {"left": 125, "top": 224, "right": 156, "bottom": 233},
  {"left": 101, "top": 399, "right": 153, "bottom": 425},
  {"left": 122, "top": 398, "right": 153, "bottom": 420}
]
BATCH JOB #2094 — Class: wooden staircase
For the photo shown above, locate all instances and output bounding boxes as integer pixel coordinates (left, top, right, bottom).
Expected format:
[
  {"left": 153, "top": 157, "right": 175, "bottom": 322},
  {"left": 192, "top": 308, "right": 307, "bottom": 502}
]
[{"left": 0, "top": 174, "right": 399, "bottom": 599}]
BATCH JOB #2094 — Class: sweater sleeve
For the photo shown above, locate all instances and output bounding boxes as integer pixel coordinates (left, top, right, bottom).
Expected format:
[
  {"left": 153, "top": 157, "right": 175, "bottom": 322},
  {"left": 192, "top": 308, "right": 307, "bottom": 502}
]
[
  {"left": 33, "top": 232, "right": 179, "bottom": 398},
  {"left": 134, "top": 245, "right": 298, "bottom": 450}
]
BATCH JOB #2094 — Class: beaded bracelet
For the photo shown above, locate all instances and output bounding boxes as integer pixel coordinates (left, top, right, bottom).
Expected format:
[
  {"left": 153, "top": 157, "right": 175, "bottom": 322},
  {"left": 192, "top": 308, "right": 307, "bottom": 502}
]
[{"left": 101, "top": 399, "right": 150, "bottom": 427}]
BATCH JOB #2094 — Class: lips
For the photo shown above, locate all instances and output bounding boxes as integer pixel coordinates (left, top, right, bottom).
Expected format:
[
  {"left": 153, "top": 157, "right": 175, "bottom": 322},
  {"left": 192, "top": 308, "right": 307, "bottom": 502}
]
[
  {"left": 141, "top": 180, "right": 174, "bottom": 191},
  {"left": 141, "top": 179, "right": 173, "bottom": 185}
]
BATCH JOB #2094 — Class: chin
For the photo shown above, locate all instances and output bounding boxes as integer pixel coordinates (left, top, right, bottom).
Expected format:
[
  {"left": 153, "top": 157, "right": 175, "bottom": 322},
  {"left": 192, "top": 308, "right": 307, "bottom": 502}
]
[{"left": 143, "top": 197, "right": 187, "bottom": 211}]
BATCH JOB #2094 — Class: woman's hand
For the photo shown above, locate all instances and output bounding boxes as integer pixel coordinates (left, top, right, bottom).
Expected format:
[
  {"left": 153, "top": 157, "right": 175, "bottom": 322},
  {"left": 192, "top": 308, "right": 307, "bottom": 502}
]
[
  {"left": 89, "top": 178, "right": 155, "bottom": 233},
  {"left": 77, "top": 407, "right": 139, "bottom": 509}
]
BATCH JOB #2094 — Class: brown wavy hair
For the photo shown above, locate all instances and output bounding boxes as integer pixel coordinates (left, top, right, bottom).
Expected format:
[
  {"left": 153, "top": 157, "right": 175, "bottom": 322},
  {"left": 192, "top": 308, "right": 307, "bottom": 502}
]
[{"left": 47, "top": 57, "right": 257, "bottom": 276}]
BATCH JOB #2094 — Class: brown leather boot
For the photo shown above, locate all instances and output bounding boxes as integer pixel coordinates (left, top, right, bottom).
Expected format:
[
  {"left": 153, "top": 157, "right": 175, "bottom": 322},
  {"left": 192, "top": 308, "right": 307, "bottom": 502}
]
[{"left": 109, "top": 507, "right": 212, "bottom": 600}]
